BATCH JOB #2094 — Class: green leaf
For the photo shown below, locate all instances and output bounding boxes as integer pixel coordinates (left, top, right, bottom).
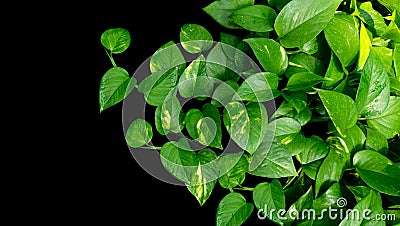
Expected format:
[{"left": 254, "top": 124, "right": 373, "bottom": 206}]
[
  {"left": 138, "top": 66, "right": 181, "bottom": 106},
  {"left": 231, "top": 5, "right": 277, "bottom": 32},
  {"left": 283, "top": 133, "right": 307, "bottom": 156},
  {"left": 377, "top": 0, "right": 400, "bottom": 12},
  {"left": 295, "top": 135, "right": 329, "bottom": 165},
  {"left": 367, "top": 96, "right": 400, "bottom": 139},
  {"left": 267, "top": 117, "right": 302, "bottom": 139},
  {"left": 318, "top": 90, "right": 358, "bottom": 137},
  {"left": 285, "top": 72, "right": 325, "bottom": 91},
  {"left": 324, "top": 13, "right": 360, "bottom": 68},
  {"left": 382, "top": 20, "right": 400, "bottom": 42},
  {"left": 160, "top": 141, "right": 219, "bottom": 205},
  {"left": 235, "top": 72, "right": 280, "bottom": 102},
  {"left": 313, "top": 183, "right": 343, "bottom": 225},
  {"left": 178, "top": 55, "right": 213, "bottom": 99},
  {"left": 125, "top": 118, "right": 153, "bottom": 148},
  {"left": 211, "top": 80, "right": 240, "bottom": 107},
  {"left": 253, "top": 180, "right": 285, "bottom": 225},
  {"left": 322, "top": 53, "right": 344, "bottom": 89},
  {"left": 186, "top": 149, "right": 219, "bottom": 206},
  {"left": 355, "top": 49, "right": 390, "bottom": 117},
  {"left": 274, "top": 0, "right": 342, "bottom": 48},
  {"left": 202, "top": 103, "right": 223, "bottom": 149},
  {"left": 223, "top": 101, "right": 269, "bottom": 154},
  {"left": 357, "top": 22, "right": 372, "bottom": 70},
  {"left": 99, "top": 67, "right": 130, "bottom": 112},
  {"left": 206, "top": 43, "right": 240, "bottom": 82},
  {"left": 249, "top": 139, "right": 297, "bottom": 178},
  {"left": 373, "top": 46, "right": 395, "bottom": 76},
  {"left": 185, "top": 104, "right": 223, "bottom": 149},
  {"left": 244, "top": 38, "right": 288, "bottom": 75},
  {"left": 282, "top": 91, "right": 307, "bottom": 113},
  {"left": 285, "top": 53, "right": 327, "bottom": 78},
  {"left": 100, "top": 28, "right": 130, "bottom": 54},
  {"left": 302, "top": 159, "right": 323, "bottom": 180},
  {"left": 340, "top": 125, "right": 366, "bottom": 154},
  {"left": 358, "top": 2, "right": 388, "bottom": 37},
  {"left": 346, "top": 185, "right": 372, "bottom": 202},
  {"left": 294, "top": 106, "right": 312, "bottom": 126},
  {"left": 180, "top": 24, "right": 213, "bottom": 54},
  {"left": 354, "top": 150, "right": 400, "bottom": 197},
  {"left": 315, "top": 140, "right": 349, "bottom": 196},
  {"left": 203, "top": 0, "right": 255, "bottom": 29},
  {"left": 155, "top": 106, "right": 166, "bottom": 135},
  {"left": 149, "top": 41, "right": 186, "bottom": 74},
  {"left": 160, "top": 91, "right": 184, "bottom": 134},
  {"left": 339, "top": 189, "right": 385, "bottom": 226},
  {"left": 285, "top": 187, "right": 313, "bottom": 224},
  {"left": 185, "top": 109, "right": 203, "bottom": 139},
  {"left": 365, "top": 128, "right": 389, "bottom": 154},
  {"left": 216, "top": 192, "right": 254, "bottom": 226},
  {"left": 395, "top": 44, "right": 400, "bottom": 79},
  {"left": 218, "top": 152, "right": 248, "bottom": 189}
]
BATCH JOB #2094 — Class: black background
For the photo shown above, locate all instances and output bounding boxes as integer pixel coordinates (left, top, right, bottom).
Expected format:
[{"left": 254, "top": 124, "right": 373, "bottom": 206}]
[
  {"left": 88, "top": 0, "right": 275, "bottom": 225},
  {"left": 28, "top": 0, "right": 280, "bottom": 225}
]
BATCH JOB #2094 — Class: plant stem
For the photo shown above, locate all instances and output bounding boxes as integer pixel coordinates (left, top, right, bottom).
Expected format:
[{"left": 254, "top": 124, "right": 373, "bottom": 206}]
[
  {"left": 283, "top": 168, "right": 302, "bottom": 190},
  {"left": 105, "top": 49, "right": 117, "bottom": 67},
  {"left": 234, "top": 186, "right": 254, "bottom": 191},
  {"left": 142, "top": 144, "right": 162, "bottom": 150}
]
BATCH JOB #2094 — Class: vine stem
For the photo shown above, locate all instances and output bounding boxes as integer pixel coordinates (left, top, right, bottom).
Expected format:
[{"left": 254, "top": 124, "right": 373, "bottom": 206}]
[
  {"left": 234, "top": 185, "right": 254, "bottom": 191},
  {"left": 310, "top": 116, "right": 330, "bottom": 122},
  {"left": 283, "top": 168, "right": 302, "bottom": 190},
  {"left": 142, "top": 144, "right": 162, "bottom": 150},
  {"left": 104, "top": 49, "right": 117, "bottom": 67}
]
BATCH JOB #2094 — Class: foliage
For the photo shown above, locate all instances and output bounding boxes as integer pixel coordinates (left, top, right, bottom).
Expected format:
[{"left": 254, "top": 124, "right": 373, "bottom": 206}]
[{"left": 98, "top": 0, "right": 400, "bottom": 225}]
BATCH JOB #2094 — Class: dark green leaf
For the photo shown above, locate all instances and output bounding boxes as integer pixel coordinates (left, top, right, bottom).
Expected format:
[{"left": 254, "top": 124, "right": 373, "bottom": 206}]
[
  {"left": 216, "top": 192, "right": 254, "bottom": 226},
  {"left": 231, "top": 5, "right": 277, "bottom": 32},
  {"left": 322, "top": 53, "right": 344, "bottom": 89},
  {"left": 346, "top": 185, "right": 372, "bottom": 202},
  {"left": 324, "top": 13, "right": 360, "bottom": 68},
  {"left": 377, "top": 0, "right": 400, "bottom": 12},
  {"left": 354, "top": 150, "right": 400, "bottom": 197},
  {"left": 295, "top": 135, "right": 329, "bottom": 165},
  {"left": 318, "top": 89, "right": 358, "bottom": 137},
  {"left": 99, "top": 67, "right": 130, "bottom": 112},
  {"left": 203, "top": 0, "right": 255, "bottom": 29},
  {"left": 274, "top": 0, "right": 342, "bottom": 48},
  {"left": 315, "top": 140, "right": 348, "bottom": 196},
  {"left": 267, "top": 117, "right": 302, "bottom": 139},
  {"left": 339, "top": 189, "right": 385, "bottom": 226},
  {"left": 395, "top": 44, "right": 399, "bottom": 78},
  {"left": 244, "top": 38, "right": 288, "bottom": 75},
  {"left": 340, "top": 125, "right": 366, "bottom": 154},
  {"left": 282, "top": 91, "right": 307, "bottom": 113},
  {"left": 366, "top": 128, "right": 389, "bottom": 154},
  {"left": 100, "top": 28, "right": 130, "bottom": 54},
  {"left": 180, "top": 24, "right": 213, "bottom": 54},
  {"left": 294, "top": 107, "right": 312, "bottom": 126},
  {"left": 253, "top": 180, "right": 285, "bottom": 225},
  {"left": 302, "top": 159, "right": 323, "bottom": 180},
  {"left": 313, "top": 183, "right": 343, "bottom": 225},
  {"left": 285, "top": 187, "right": 313, "bottom": 224},
  {"left": 202, "top": 103, "right": 223, "bottom": 149},
  {"left": 125, "top": 118, "right": 153, "bottom": 148},
  {"left": 185, "top": 109, "right": 203, "bottom": 139}
]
